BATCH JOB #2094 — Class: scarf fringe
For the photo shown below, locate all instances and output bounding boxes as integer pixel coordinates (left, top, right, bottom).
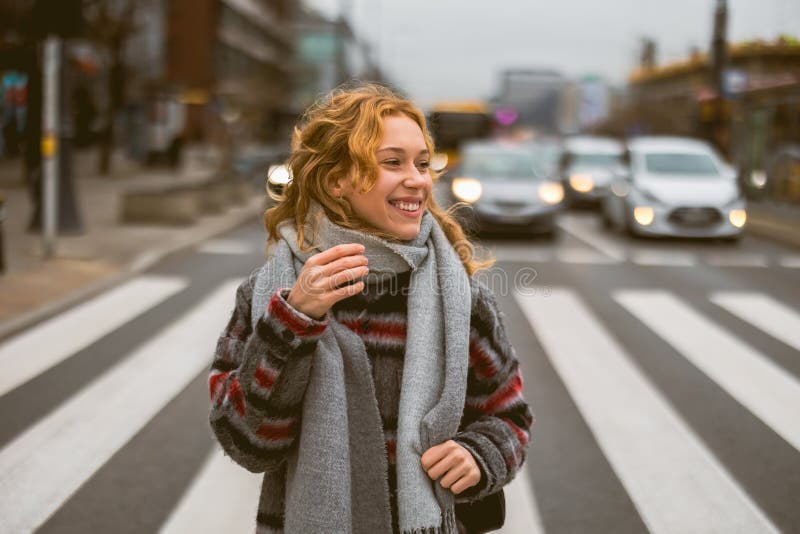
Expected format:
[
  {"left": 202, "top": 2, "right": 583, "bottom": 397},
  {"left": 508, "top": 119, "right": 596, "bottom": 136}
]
[{"left": 401, "top": 506, "right": 458, "bottom": 534}]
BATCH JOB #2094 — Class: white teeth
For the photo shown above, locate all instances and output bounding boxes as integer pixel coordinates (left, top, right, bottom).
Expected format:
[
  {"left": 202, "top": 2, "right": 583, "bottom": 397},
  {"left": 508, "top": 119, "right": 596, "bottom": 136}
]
[{"left": 391, "top": 201, "right": 420, "bottom": 212}]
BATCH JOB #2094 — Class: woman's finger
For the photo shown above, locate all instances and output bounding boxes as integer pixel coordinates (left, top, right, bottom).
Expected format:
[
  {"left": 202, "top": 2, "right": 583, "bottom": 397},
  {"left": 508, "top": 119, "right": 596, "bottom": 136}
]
[
  {"left": 449, "top": 474, "right": 478, "bottom": 495},
  {"left": 329, "top": 280, "right": 365, "bottom": 302},
  {"left": 426, "top": 453, "right": 462, "bottom": 481},
  {"left": 439, "top": 463, "right": 471, "bottom": 489},
  {"left": 318, "top": 253, "right": 368, "bottom": 278},
  {"left": 326, "top": 265, "right": 369, "bottom": 290},
  {"left": 307, "top": 243, "right": 365, "bottom": 267}
]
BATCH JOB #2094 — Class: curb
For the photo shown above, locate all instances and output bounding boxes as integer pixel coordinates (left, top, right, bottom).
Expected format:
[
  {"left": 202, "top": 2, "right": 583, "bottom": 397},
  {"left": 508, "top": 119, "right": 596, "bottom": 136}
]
[{"left": 0, "top": 200, "right": 263, "bottom": 343}]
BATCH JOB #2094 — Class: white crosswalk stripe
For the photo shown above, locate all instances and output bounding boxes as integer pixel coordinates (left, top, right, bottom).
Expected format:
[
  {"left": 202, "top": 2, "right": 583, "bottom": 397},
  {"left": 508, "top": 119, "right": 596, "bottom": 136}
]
[
  {"left": 0, "top": 276, "right": 188, "bottom": 397},
  {"left": 159, "top": 447, "right": 263, "bottom": 534},
  {"left": 498, "top": 465, "right": 545, "bottom": 534},
  {"left": 197, "top": 239, "right": 257, "bottom": 255},
  {"left": 711, "top": 292, "right": 800, "bottom": 352},
  {"left": 515, "top": 288, "right": 777, "bottom": 533},
  {"left": 616, "top": 290, "right": 800, "bottom": 453},
  {"left": 0, "top": 280, "right": 240, "bottom": 534}
]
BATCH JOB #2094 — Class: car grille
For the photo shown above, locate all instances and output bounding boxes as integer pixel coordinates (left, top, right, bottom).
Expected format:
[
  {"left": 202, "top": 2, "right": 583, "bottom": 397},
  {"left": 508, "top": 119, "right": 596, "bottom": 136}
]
[
  {"left": 668, "top": 207, "right": 722, "bottom": 226},
  {"left": 493, "top": 199, "right": 528, "bottom": 211}
]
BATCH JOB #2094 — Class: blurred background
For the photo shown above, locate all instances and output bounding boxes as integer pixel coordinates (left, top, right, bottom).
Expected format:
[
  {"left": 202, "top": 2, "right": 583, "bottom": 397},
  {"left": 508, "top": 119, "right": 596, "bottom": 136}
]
[{"left": 1, "top": 1, "right": 800, "bottom": 533}]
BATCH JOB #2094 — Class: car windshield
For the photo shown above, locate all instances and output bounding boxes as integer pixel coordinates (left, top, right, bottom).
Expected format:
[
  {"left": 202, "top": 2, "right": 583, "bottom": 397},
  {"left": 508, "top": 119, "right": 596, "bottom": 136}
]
[
  {"left": 572, "top": 153, "right": 621, "bottom": 168},
  {"left": 462, "top": 151, "right": 546, "bottom": 180},
  {"left": 644, "top": 153, "right": 719, "bottom": 176}
]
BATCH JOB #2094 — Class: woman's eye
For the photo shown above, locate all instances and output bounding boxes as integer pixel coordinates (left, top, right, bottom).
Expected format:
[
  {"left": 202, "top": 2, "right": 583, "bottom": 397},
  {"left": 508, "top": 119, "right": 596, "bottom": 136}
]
[
  {"left": 383, "top": 159, "right": 400, "bottom": 166},
  {"left": 417, "top": 161, "right": 430, "bottom": 170}
]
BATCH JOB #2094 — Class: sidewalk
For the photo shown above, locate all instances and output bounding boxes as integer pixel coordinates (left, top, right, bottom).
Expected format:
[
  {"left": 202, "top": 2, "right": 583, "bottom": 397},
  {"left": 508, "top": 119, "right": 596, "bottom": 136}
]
[
  {"left": 746, "top": 201, "right": 800, "bottom": 249},
  {"left": 0, "top": 146, "right": 265, "bottom": 341}
]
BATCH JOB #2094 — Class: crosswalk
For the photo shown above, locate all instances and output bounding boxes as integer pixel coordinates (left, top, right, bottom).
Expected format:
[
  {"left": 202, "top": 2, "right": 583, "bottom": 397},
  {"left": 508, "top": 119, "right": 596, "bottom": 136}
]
[{"left": 0, "top": 273, "right": 798, "bottom": 533}]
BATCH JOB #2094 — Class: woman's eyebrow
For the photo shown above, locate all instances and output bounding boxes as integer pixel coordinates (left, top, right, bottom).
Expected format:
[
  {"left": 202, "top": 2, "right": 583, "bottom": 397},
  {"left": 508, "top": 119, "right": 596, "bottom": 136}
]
[{"left": 377, "top": 147, "right": 430, "bottom": 156}]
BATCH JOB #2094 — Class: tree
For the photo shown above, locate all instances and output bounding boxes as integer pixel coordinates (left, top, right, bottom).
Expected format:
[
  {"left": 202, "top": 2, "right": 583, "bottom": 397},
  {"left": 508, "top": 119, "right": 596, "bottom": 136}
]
[{"left": 82, "top": 0, "right": 138, "bottom": 176}]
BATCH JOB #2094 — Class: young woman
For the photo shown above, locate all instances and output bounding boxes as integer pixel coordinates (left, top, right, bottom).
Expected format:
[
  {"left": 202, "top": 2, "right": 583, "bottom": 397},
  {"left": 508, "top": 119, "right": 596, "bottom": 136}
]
[{"left": 208, "top": 84, "right": 533, "bottom": 534}]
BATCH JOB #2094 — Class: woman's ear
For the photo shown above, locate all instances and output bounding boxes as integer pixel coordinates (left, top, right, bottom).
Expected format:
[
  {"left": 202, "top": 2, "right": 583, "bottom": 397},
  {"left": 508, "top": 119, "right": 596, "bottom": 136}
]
[
  {"left": 329, "top": 173, "right": 351, "bottom": 199},
  {"left": 329, "top": 180, "right": 344, "bottom": 198}
]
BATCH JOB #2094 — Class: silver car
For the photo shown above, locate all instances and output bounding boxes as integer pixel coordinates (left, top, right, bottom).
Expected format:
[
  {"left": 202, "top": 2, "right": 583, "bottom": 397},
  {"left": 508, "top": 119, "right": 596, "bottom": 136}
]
[
  {"left": 441, "top": 141, "right": 565, "bottom": 237},
  {"left": 602, "top": 137, "right": 746, "bottom": 239},
  {"left": 559, "top": 136, "right": 625, "bottom": 207}
]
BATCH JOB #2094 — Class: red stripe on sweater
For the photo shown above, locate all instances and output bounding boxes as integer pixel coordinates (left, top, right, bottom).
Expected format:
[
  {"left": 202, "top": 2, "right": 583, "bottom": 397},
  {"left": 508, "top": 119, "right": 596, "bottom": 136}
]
[
  {"left": 340, "top": 318, "right": 407, "bottom": 340},
  {"left": 228, "top": 377, "right": 246, "bottom": 416},
  {"left": 254, "top": 364, "right": 278, "bottom": 391},
  {"left": 268, "top": 292, "right": 326, "bottom": 337},
  {"left": 256, "top": 419, "right": 296, "bottom": 442},
  {"left": 503, "top": 419, "right": 530, "bottom": 447},
  {"left": 469, "top": 337, "right": 499, "bottom": 380},
  {"left": 208, "top": 370, "right": 231, "bottom": 401},
  {"left": 468, "top": 371, "right": 523, "bottom": 414}
]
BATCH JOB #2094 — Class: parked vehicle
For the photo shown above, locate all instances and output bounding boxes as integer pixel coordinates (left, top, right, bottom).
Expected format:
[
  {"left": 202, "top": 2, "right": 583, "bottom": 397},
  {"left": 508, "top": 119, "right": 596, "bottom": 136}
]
[
  {"left": 602, "top": 137, "right": 746, "bottom": 240},
  {"left": 440, "top": 140, "right": 564, "bottom": 237},
  {"left": 559, "top": 135, "right": 624, "bottom": 207}
]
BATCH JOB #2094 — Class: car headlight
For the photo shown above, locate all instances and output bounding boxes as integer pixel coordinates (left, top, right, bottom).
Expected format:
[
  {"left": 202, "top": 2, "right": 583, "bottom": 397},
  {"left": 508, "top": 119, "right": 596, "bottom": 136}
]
[
  {"left": 538, "top": 182, "right": 564, "bottom": 205},
  {"left": 268, "top": 164, "right": 291, "bottom": 186},
  {"left": 451, "top": 177, "right": 483, "bottom": 204},
  {"left": 569, "top": 174, "right": 594, "bottom": 193},
  {"left": 633, "top": 206, "right": 654, "bottom": 226},
  {"left": 729, "top": 209, "right": 746, "bottom": 228}
]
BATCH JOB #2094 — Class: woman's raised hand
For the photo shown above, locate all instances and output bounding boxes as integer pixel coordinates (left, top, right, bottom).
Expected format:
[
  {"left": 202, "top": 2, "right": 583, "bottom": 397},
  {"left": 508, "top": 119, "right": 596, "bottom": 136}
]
[{"left": 287, "top": 243, "right": 368, "bottom": 320}]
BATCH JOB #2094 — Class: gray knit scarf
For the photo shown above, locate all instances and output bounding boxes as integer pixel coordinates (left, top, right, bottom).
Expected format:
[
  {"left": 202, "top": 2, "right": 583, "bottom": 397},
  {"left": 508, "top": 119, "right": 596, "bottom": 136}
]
[{"left": 251, "top": 202, "right": 471, "bottom": 534}]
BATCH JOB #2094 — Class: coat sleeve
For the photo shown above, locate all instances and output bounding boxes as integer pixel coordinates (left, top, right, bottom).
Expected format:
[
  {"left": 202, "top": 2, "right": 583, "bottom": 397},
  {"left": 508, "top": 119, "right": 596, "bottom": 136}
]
[
  {"left": 451, "top": 278, "right": 534, "bottom": 502},
  {"left": 208, "top": 274, "right": 327, "bottom": 472}
]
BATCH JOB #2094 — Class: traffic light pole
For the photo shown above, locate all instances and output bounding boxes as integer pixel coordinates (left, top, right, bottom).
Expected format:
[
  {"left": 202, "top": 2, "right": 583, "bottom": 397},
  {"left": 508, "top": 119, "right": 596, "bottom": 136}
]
[{"left": 42, "top": 35, "right": 60, "bottom": 259}]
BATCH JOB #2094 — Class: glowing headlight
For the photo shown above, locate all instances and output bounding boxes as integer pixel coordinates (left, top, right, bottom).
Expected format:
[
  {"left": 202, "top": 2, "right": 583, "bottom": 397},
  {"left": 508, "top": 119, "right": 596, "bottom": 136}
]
[
  {"left": 538, "top": 182, "right": 564, "bottom": 205},
  {"left": 729, "top": 208, "right": 747, "bottom": 228},
  {"left": 569, "top": 174, "right": 594, "bottom": 193},
  {"left": 268, "top": 164, "right": 291, "bottom": 186},
  {"left": 451, "top": 177, "right": 483, "bottom": 204},
  {"left": 633, "top": 206, "right": 654, "bottom": 226},
  {"left": 750, "top": 171, "right": 767, "bottom": 189}
]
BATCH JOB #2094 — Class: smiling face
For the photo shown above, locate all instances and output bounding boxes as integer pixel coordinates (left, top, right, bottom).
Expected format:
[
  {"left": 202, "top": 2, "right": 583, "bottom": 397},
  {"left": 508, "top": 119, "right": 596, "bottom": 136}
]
[{"left": 337, "top": 114, "right": 432, "bottom": 241}]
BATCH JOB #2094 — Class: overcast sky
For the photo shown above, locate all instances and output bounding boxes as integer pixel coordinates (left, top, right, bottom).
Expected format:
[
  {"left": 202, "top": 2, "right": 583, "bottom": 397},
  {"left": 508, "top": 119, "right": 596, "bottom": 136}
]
[{"left": 303, "top": 0, "right": 799, "bottom": 108}]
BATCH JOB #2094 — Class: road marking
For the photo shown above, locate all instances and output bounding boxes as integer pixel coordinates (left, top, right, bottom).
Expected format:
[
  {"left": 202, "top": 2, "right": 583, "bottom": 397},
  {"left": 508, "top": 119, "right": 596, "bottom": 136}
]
[
  {"left": 556, "top": 215, "right": 627, "bottom": 262},
  {"left": 0, "top": 276, "right": 187, "bottom": 397},
  {"left": 711, "top": 292, "right": 800, "bottom": 352},
  {"left": 630, "top": 249, "right": 696, "bottom": 266},
  {"left": 616, "top": 290, "right": 800, "bottom": 453},
  {"left": 704, "top": 252, "right": 769, "bottom": 268},
  {"left": 488, "top": 245, "right": 553, "bottom": 264},
  {"left": 779, "top": 255, "right": 800, "bottom": 268},
  {"left": 498, "top": 464, "right": 545, "bottom": 534},
  {"left": 197, "top": 239, "right": 256, "bottom": 255},
  {"left": 0, "top": 280, "right": 240, "bottom": 534},
  {"left": 159, "top": 447, "right": 262, "bottom": 534},
  {"left": 515, "top": 288, "right": 777, "bottom": 534},
  {"left": 555, "top": 247, "right": 619, "bottom": 264}
]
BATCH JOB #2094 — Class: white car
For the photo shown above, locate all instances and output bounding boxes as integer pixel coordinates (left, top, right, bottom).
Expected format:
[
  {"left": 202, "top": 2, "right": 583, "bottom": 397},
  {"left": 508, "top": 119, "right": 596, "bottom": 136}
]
[
  {"left": 559, "top": 136, "right": 625, "bottom": 207},
  {"left": 602, "top": 137, "right": 746, "bottom": 239}
]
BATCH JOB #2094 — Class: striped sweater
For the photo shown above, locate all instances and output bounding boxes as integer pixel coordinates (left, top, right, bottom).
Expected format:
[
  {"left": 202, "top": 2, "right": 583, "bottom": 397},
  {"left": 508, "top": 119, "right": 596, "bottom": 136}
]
[{"left": 209, "top": 270, "right": 534, "bottom": 532}]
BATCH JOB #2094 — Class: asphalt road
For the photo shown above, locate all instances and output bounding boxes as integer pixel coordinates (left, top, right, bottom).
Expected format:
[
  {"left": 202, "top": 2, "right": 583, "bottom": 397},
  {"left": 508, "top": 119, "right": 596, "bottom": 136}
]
[{"left": 0, "top": 211, "right": 798, "bottom": 534}]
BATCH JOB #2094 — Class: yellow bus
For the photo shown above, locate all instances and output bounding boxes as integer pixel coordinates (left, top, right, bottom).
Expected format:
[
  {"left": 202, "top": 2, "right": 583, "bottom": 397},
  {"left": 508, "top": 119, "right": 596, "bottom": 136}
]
[{"left": 428, "top": 101, "right": 493, "bottom": 167}]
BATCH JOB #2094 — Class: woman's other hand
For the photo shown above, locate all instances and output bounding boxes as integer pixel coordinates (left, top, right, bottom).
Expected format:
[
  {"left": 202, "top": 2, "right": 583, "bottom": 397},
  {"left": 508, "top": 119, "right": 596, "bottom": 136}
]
[
  {"left": 420, "top": 440, "right": 481, "bottom": 495},
  {"left": 287, "top": 243, "right": 368, "bottom": 320}
]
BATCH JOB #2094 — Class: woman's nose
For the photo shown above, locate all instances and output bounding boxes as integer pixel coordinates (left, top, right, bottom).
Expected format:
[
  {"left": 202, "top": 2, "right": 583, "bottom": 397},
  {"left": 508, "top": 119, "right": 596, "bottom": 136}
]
[{"left": 403, "top": 163, "right": 428, "bottom": 188}]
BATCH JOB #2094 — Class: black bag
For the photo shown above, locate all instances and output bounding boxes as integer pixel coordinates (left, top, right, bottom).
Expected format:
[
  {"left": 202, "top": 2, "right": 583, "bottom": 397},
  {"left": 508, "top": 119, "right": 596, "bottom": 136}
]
[{"left": 454, "top": 489, "right": 505, "bottom": 534}]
